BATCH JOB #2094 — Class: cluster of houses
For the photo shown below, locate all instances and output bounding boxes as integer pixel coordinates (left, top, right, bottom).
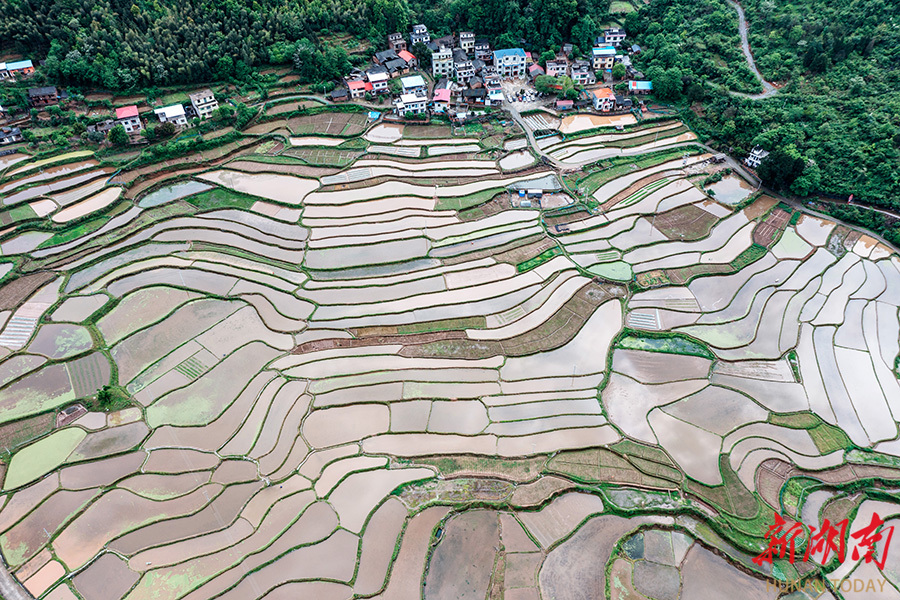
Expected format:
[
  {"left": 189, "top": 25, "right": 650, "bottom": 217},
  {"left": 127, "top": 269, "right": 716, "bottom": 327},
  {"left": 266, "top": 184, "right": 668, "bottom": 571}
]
[
  {"left": 331, "top": 24, "right": 652, "bottom": 118},
  {"left": 86, "top": 89, "right": 219, "bottom": 139}
]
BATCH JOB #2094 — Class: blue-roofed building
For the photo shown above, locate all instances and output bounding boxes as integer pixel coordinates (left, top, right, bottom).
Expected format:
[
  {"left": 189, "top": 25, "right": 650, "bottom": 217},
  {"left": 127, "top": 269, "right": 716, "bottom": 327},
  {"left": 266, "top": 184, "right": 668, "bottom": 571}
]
[
  {"left": 493, "top": 48, "right": 527, "bottom": 78},
  {"left": 629, "top": 80, "right": 653, "bottom": 94},
  {"left": 591, "top": 46, "right": 616, "bottom": 72},
  {"left": 0, "top": 59, "right": 35, "bottom": 79},
  {"left": 401, "top": 75, "right": 426, "bottom": 95}
]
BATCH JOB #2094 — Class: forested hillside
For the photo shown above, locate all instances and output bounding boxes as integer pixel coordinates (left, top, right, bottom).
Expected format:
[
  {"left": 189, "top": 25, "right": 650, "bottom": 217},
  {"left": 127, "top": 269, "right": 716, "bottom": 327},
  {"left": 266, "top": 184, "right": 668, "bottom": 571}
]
[
  {"left": 1, "top": 0, "right": 609, "bottom": 89},
  {"left": 627, "top": 0, "right": 900, "bottom": 210}
]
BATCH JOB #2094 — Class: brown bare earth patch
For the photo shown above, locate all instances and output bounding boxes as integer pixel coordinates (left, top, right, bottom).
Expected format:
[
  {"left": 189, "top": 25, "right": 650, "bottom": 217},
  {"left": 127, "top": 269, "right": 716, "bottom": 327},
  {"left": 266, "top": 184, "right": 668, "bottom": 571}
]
[
  {"left": 494, "top": 238, "right": 558, "bottom": 265},
  {"left": 287, "top": 112, "right": 369, "bottom": 136},
  {"left": 652, "top": 204, "right": 719, "bottom": 241},
  {"left": 742, "top": 194, "right": 778, "bottom": 220},
  {"left": 291, "top": 330, "right": 467, "bottom": 355},
  {"left": 544, "top": 208, "right": 593, "bottom": 229},
  {"left": 401, "top": 282, "right": 622, "bottom": 359},
  {"left": 225, "top": 159, "right": 340, "bottom": 178},
  {"left": 441, "top": 233, "right": 545, "bottom": 266},
  {"left": 0, "top": 272, "right": 56, "bottom": 310},
  {"left": 0, "top": 412, "right": 55, "bottom": 455},
  {"left": 752, "top": 207, "right": 790, "bottom": 247}
]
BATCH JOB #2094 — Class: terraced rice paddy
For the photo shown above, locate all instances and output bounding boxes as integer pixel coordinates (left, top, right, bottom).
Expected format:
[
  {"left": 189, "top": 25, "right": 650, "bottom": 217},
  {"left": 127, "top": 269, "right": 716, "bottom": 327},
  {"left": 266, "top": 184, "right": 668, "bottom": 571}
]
[{"left": 0, "top": 110, "right": 899, "bottom": 599}]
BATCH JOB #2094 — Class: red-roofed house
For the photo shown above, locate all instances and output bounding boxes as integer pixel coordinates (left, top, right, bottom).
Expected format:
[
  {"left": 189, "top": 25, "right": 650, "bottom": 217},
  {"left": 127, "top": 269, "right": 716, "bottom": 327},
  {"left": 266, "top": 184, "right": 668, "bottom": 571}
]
[
  {"left": 115, "top": 105, "right": 143, "bottom": 133},
  {"left": 348, "top": 80, "right": 368, "bottom": 99},
  {"left": 397, "top": 50, "right": 418, "bottom": 69},
  {"left": 528, "top": 63, "right": 545, "bottom": 80},
  {"left": 432, "top": 88, "right": 452, "bottom": 113},
  {"left": 590, "top": 87, "right": 615, "bottom": 112}
]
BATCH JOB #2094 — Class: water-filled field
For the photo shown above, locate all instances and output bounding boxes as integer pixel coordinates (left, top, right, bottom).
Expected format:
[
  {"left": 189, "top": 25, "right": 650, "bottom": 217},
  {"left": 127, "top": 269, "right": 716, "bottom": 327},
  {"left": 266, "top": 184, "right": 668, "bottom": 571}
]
[{"left": 0, "top": 111, "right": 899, "bottom": 599}]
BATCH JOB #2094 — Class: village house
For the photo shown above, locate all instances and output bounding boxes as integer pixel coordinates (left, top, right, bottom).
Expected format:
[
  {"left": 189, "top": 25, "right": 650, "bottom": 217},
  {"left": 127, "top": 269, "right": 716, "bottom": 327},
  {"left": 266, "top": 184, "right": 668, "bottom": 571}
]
[
  {"left": 348, "top": 79, "right": 372, "bottom": 99},
  {"left": 86, "top": 119, "right": 117, "bottom": 134},
  {"left": 398, "top": 50, "right": 418, "bottom": 70},
  {"left": 432, "top": 88, "right": 452, "bottom": 113},
  {"left": 434, "top": 34, "right": 455, "bottom": 49},
  {"left": 401, "top": 74, "right": 427, "bottom": 96},
  {"left": 462, "top": 88, "right": 487, "bottom": 106},
  {"left": 395, "top": 93, "right": 427, "bottom": 115},
  {"left": 374, "top": 49, "right": 400, "bottom": 66},
  {"left": 556, "top": 99, "right": 574, "bottom": 111},
  {"left": 189, "top": 89, "right": 218, "bottom": 119},
  {"left": 383, "top": 57, "right": 409, "bottom": 77},
  {"left": 432, "top": 46, "right": 453, "bottom": 78},
  {"left": 570, "top": 60, "right": 595, "bottom": 85},
  {"left": 474, "top": 40, "right": 492, "bottom": 61},
  {"left": 410, "top": 24, "right": 430, "bottom": 45},
  {"left": 453, "top": 49, "right": 475, "bottom": 83},
  {"left": 590, "top": 87, "right": 616, "bottom": 112},
  {"left": 527, "top": 63, "right": 545, "bottom": 80},
  {"left": 330, "top": 87, "right": 350, "bottom": 102},
  {"left": 486, "top": 83, "right": 503, "bottom": 105},
  {"left": 388, "top": 33, "right": 407, "bottom": 53},
  {"left": 745, "top": 146, "right": 770, "bottom": 169},
  {"left": 604, "top": 27, "right": 627, "bottom": 46},
  {"left": 459, "top": 32, "right": 475, "bottom": 55},
  {"left": 482, "top": 65, "right": 500, "bottom": 82},
  {"left": 153, "top": 104, "right": 188, "bottom": 127},
  {"left": 27, "top": 86, "right": 59, "bottom": 107},
  {"left": 628, "top": 80, "right": 653, "bottom": 95},
  {"left": 545, "top": 58, "right": 568, "bottom": 78},
  {"left": 0, "top": 60, "right": 35, "bottom": 80},
  {"left": 468, "top": 75, "right": 483, "bottom": 89},
  {"left": 0, "top": 104, "right": 7, "bottom": 120},
  {"left": 615, "top": 94, "right": 633, "bottom": 110},
  {"left": 116, "top": 105, "right": 143, "bottom": 133},
  {"left": 366, "top": 70, "right": 390, "bottom": 94},
  {"left": 0, "top": 127, "right": 23, "bottom": 145},
  {"left": 562, "top": 43, "right": 574, "bottom": 57},
  {"left": 591, "top": 46, "right": 616, "bottom": 72},
  {"left": 494, "top": 48, "right": 526, "bottom": 79}
]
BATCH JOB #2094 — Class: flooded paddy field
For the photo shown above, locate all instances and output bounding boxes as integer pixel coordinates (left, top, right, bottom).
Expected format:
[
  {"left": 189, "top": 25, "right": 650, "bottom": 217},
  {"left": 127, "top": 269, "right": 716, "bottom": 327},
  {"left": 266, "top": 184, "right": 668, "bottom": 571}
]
[{"left": 0, "top": 110, "right": 896, "bottom": 600}]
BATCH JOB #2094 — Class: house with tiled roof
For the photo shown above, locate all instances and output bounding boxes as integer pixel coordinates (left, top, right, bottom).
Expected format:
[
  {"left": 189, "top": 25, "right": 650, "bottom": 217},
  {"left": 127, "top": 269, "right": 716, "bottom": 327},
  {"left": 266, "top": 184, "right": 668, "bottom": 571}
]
[{"left": 115, "top": 105, "right": 143, "bottom": 133}]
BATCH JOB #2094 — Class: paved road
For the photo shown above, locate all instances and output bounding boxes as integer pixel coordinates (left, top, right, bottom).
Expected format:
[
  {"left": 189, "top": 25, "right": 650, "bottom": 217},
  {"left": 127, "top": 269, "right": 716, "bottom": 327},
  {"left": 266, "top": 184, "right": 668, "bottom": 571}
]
[
  {"left": 726, "top": 0, "right": 779, "bottom": 100},
  {"left": 0, "top": 556, "right": 31, "bottom": 600}
]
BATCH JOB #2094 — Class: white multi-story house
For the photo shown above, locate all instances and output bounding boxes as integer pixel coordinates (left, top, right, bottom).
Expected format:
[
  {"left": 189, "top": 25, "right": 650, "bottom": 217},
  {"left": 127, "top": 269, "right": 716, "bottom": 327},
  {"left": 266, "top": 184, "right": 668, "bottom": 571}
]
[
  {"left": 433, "top": 46, "right": 453, "bottom": 78},
  {"left": 153, "top": 104, "right": 188, "bottom": 127},
  {"left": 745, "top": 146, "right": 770, "bottom": 169},
  {"left": 591, "top": 46, "right": 616, "bottom": 72},
  {"left": 115, "top": 105, "right": 143, "bottom": 133},
  {"left": 604, "top": 27, "right": 627, "bottom": 46},
  {"left": 401, "top": 74, "right": 427, "bottom": 96},
  {"left": 459, "top": 32, "right": 475, "bottom": 54},
  {"left": 545, "top": 58, "right": 568, "bottom": 78},
  {"left": 367, "top": 71, "right": 390, "bottom": 94},
  {"left": 189, "top": 89, "right": 218, "bottom": 119},
  {"left": 410, "top": 24, "right": 430, "bottom": 45},
  {"left": 395, "top": 93, "right": 427, "bottom": 115},
  {"left": 454, "top": 60, "right": 475, "bottom": 84},
  {"left": 388, "top": 33, "right": 407, "bottom": 53},
  {"left": 474, "top": 40, "right": 492, "bottom": 61},
  {"left": 570, "top": 60, "right": 595, "bottom": 85},
  {"left": 493, "top": 48, "right": 526, "bottom": 78}
]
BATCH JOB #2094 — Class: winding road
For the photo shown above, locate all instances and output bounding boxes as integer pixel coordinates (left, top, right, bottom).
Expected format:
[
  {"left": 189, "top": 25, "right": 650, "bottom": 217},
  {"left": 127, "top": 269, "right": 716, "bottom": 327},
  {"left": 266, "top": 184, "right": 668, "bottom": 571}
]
[{"left": 726, "top": 0, "right": 779, "bottom": 100}]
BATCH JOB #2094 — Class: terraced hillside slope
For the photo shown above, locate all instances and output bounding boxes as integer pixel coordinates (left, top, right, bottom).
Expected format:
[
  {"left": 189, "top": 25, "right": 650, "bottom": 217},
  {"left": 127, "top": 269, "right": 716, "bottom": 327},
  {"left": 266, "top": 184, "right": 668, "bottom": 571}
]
[{"left": 0, "top": 112, "right": 899, "bottom": 599}]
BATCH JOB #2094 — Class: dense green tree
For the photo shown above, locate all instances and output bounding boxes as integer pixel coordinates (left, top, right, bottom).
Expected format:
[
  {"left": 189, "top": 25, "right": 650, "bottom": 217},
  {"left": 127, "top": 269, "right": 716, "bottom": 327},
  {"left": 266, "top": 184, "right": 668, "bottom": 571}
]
[
  {"left": 611, "top": 63, "right": 626, "bottom": 80},
  {"left": 758, "top": 146, "right": 806, "bottom": 191},
  {"left": 107, "top": 125, "right": 128, "bottom": 146}
]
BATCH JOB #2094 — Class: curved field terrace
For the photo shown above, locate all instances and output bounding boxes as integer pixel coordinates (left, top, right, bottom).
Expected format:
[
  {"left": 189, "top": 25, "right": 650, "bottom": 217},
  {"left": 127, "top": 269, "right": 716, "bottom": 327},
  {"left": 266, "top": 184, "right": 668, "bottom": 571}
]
[{"left": 0, "top": 111, "right": 899, "bottom": 600}]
